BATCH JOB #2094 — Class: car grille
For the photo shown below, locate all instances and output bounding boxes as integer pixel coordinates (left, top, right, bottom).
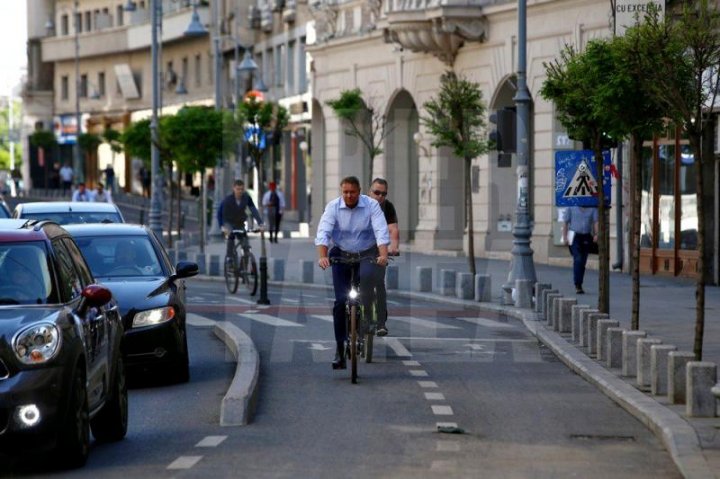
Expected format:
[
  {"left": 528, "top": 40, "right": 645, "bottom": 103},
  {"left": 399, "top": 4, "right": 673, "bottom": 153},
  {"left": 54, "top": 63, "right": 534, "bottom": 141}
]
[{"left": 0, "top": 359, "right": 8, "bottom": 380}]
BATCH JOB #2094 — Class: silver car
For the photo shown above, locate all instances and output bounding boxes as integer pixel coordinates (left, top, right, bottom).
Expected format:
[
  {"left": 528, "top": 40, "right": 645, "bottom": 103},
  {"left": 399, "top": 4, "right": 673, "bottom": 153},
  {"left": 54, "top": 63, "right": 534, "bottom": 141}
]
[{"left": 12, "top": 201, "right": 125, "bottom": 225}]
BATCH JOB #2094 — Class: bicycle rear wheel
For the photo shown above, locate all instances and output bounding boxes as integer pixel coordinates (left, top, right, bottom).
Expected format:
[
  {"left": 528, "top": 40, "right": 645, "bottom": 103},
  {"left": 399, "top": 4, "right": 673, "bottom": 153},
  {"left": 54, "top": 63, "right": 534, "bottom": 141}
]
[
  {"left": 365, "top": 333, "right": 374, "bottom": 363},
  {"left": 224, "top": 253, "right": 238, "bottom": 294},
  {"left": 350, "top": 304, "right": 358, "bottom": 383},
  {"left": 241, "top": 252, "right": 258, "bottom": 296}
]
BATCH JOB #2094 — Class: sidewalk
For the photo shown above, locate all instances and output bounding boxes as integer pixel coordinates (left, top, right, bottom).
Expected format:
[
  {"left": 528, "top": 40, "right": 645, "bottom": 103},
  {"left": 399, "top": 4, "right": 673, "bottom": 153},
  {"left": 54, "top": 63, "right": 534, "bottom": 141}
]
[{"left": 187, "top": 235, "right": 720, "bottom": 478}]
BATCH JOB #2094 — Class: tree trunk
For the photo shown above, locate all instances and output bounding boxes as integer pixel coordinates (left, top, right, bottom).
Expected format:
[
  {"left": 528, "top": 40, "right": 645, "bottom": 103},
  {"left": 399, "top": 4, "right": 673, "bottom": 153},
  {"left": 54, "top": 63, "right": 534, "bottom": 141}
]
[
  {"left": 631, "top": 133, "right": 643, "bottom": 330},
  {"left": 691, "top": 134, "right": 706, "bottom": 360},
  {"left": 465, "top": 158, "right": 476, "bottom": 275},
  {"left": 595, "top": 137, "right": 609, "bottom": 314}
]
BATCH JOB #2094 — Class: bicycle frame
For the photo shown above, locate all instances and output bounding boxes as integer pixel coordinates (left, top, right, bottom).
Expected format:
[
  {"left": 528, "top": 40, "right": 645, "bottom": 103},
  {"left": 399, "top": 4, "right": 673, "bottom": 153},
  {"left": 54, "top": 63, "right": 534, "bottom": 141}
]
[{"left": 224, "top": 229, "right": 258, "bottom": 296}]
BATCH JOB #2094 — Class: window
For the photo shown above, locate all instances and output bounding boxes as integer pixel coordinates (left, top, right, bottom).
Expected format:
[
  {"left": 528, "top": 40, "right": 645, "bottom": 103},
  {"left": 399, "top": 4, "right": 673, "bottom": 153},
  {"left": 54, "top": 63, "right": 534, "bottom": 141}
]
[
  {"left": 299, "top": 36, "right": 307, "bottom": 92},
  {"left": 63, "top": 239, "right": 94, "bottom": 286},
  {"left": 80, "top": 74, "right": 88, "bottom": 98},
  {"left": 181, "top": 57, "right": 188, "bottom": 87},
  {"left": 287, "top": 40, "right": 295, "bottom": 93},
  {"left": 116, "top": 5, "right": 124, "bottom": 26},
  {"left": 98, "top": 72, "right": 106, "bottom": 97},
  {"left": 194, "top": 54, "right": 202, "bottom": 87},
  {"left": 85, "top": 11, "right": 92, "bottom": 32},
  {"left": 75, "top": 12, "right": 82, "bottom": 33},
  {"left": 61, "top": 14, "right": 69, "bottom": 35},
  {"left": 275, "top": 45, "right": 284, "bottom": 88},
  {"left": 53, "top": 240, "right": 83, "bottom": 302},
  {"left": 61, "top": 75, "right": 69, "bottom": 100}
]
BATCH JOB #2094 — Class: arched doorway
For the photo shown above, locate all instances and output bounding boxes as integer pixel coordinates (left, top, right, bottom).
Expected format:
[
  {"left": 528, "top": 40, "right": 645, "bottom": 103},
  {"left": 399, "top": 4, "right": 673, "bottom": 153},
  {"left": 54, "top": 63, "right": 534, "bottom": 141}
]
[{"left": 385, "top": 90, "right": 419, "bottom": 241}]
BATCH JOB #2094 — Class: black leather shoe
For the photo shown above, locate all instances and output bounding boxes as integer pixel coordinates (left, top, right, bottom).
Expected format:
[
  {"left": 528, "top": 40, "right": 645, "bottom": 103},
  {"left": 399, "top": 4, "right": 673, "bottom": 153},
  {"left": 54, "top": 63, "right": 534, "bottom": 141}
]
[
  {"left": 332, "top": 345, "right": 346, "bottom": 370},
  {"left": 376, "top": 325, "right": 388, "bottom": 337}
]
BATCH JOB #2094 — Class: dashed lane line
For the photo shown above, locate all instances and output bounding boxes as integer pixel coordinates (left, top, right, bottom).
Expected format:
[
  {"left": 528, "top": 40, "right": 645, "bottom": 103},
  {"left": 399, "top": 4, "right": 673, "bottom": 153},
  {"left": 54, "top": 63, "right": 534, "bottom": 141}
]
[
  {"left": 226, "top": 296, "right": 256, "bottom": 305},
  {"left": 195, "top": 436, "right": 227, "bottom": 448},
  {"left": 436, "top": 441, "right": 461, "bottom": 452},
  {"left": 409, "top": 370, "right": 429, "bottom": 377},
  {"left": 431, "top": 405, "right": 454, "bottom": 416},
  {"left": 455, "top": 316, "right": 517, "bottom": 328},
  {"left": 424, "top": 392, "right": 445, "bottom": 401},
  {"left": 385, "top": 337, "right": 412, "bottom": 358},
  {"left": 167, "top": 456, "right": 203, "bottom": 470},
  {"left": 418, "top": 381, "right": 439, "bottom": 388}
]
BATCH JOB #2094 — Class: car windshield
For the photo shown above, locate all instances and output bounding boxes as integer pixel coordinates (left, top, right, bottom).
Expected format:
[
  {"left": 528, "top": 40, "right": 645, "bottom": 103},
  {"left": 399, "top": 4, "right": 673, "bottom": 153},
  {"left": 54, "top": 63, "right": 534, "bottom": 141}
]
[
  {"left": 75, "top": 235, "right": 164, "bottom": 278},
  {"left": 21, "top": 212, "right": 122, "bottom": 225},
  {"left": 0, "top": 242, "right": 54, "bottom": 305}
]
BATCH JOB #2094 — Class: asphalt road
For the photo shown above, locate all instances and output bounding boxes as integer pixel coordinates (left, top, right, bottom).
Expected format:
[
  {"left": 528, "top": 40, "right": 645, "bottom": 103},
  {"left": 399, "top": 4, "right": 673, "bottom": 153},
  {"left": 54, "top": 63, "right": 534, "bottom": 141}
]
[{"left": 2, "top": 280, "right": 681, "bottom": 478}]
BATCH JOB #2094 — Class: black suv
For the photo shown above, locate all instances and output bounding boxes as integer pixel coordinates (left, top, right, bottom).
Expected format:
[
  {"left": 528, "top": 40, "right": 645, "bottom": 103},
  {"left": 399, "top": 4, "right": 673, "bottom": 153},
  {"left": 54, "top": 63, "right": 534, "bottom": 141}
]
[{"left": 0, "top": 220, "right": 127, "bottom": 468}]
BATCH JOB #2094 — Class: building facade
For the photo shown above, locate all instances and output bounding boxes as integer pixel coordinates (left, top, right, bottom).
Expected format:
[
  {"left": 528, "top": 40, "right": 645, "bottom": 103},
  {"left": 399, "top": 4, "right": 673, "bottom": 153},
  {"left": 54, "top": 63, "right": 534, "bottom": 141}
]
[{"left": 306, "top": 0, "right": 718, "bottom": 281}]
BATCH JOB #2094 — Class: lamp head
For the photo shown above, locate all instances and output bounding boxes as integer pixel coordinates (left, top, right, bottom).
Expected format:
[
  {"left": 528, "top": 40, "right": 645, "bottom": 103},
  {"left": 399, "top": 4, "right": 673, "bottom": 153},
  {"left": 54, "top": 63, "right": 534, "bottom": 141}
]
[
  {"left": 254, "top": 76, "right": 268, "bottom": 93},
  {"left": 183, "top": 5, "right": 207, "bottom": 37},
  {"left": 237, "top": 50, "right": 258, "bottom": 73}
]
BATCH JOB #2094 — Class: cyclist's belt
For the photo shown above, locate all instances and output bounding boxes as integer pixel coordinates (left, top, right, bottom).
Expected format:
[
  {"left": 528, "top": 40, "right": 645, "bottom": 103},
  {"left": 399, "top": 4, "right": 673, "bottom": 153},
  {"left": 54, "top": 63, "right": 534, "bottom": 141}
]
[{"left": 337, "top": 246, "right": 377, "bottom": 258}]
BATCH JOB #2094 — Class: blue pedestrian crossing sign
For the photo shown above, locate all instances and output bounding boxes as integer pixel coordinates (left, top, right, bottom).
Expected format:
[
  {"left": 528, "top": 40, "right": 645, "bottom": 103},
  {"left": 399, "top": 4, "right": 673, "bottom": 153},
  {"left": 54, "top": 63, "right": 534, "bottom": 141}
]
[{"left": 555, "top": 150, "right": 612, "bottom": 207}]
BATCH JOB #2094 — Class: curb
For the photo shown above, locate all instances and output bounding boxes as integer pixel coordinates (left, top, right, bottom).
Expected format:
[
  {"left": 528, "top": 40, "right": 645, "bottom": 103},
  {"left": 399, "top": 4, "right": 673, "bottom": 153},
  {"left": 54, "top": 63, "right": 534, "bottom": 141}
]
[
  {"left": 197, "top": 275, "right": 714, "bottom": 476},
  {"left": 212, "top": 321, "right": 260, "bottom": 426}
]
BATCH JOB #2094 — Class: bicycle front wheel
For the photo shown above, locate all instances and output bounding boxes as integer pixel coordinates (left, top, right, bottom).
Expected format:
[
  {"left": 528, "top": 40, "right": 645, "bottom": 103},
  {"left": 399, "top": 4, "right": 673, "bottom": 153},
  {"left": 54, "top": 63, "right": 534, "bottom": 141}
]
[
  {"left": 241, "top": 252, "right": 258, "bottom": 296},
  {"left": 224, "top": 253, "right": 239, "bottom": 294},
  {"left": 350, "top": 304, "right": 358, "bottom": 384}
]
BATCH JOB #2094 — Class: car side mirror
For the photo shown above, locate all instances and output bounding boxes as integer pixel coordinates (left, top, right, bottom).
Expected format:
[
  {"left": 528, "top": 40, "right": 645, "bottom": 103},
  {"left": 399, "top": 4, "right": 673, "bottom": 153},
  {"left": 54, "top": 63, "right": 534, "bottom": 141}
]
[
  {"left": 173, "top": 261, "right": 199, "bottom": 280},
  {"left": 77, "top": 284, "right": 112, "bottom": 315}
]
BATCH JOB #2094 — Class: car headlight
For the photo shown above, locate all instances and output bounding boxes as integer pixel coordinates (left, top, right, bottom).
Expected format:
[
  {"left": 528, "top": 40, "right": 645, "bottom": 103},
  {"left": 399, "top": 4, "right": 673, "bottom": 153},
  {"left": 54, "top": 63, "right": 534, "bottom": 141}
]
[
  {"left": 133, "top": 306, "right": 176, "bottom": 328},
  {"left": 13, "top": 322, "right": 61, "bottom": 365}
]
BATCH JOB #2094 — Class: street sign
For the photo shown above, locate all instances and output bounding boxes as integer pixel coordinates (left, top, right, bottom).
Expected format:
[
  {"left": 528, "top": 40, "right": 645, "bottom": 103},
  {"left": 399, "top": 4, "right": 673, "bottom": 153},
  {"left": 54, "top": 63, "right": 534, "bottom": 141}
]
[{"left": 555, "top": 150, "right": 612, "bottom": 207}]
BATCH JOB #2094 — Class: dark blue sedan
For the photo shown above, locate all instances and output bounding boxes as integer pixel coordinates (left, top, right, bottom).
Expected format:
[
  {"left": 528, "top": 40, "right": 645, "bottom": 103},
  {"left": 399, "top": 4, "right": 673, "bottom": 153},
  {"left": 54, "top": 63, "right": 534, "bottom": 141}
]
[{"left": 65, "top": 224, "right": 198, "bottom": 383}]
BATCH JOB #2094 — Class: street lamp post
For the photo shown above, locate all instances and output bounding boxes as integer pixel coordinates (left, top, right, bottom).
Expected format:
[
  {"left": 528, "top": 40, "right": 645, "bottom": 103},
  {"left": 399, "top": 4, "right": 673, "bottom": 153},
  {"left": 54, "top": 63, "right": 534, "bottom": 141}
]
[
  {"left": 147, "top": 0, "right": 163, "bottom": 241},
  {"left": 73, "top": 0, "right": 83, "bottom": 185},
  {"left": 503, "top": 0, "right": 536, "bottom": 303}
]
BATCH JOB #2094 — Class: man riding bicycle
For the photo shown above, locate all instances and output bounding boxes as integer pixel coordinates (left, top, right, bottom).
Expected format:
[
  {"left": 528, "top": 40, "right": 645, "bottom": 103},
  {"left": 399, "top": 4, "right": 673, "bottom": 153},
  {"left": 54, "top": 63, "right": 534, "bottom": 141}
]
[
  {"left": 316, "top": 176, "right": 389, "bottom": 370},
  {"left": 220, "top": 180, "right": 264, "bottom": 258},
  {"left": 368, "top": 178, "right": 399, "bottom": 337}
]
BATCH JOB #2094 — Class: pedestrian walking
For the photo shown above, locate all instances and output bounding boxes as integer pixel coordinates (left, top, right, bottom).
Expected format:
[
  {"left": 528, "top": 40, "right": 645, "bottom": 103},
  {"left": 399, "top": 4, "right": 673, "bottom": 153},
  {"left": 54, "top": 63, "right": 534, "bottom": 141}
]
[
  {"left": 262, "top": 182, "right": 285, "bottom": 243},
  {"left": 561, "top": 206, "right": 598, "bottom": 294},
  {"left": 59, "top": 163, "right": 74, "bottom": 193},
  {"left": 103, "top": 164, "right": 116, "bottom": 194}
]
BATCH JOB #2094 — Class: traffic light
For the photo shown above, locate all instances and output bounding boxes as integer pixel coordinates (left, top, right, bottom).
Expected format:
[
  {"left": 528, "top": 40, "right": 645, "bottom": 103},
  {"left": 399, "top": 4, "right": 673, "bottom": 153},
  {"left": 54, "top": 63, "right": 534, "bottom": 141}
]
[{"left": 488, "top": 107, "right": 516, "bottom": 153}]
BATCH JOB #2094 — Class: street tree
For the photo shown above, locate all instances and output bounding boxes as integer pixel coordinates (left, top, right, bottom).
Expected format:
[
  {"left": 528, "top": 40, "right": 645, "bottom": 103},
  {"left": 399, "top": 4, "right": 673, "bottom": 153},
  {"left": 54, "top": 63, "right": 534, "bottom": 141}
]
[
  {"left": 326, "top": 88, "right": 391, "bottom": 184},
  {"left": 611, "top": 19, "right": 667, "bottom": 330},
  {"left": 236, "top": 95, "right": 289, "bottom": 202},
  {"left": 631, "top": 0, "right": 720, "bottom": 359},
  {"left": 421, "top": 71, "right": 490, "bottom": 276},
  {"left": 540, "top": 40, "right": 623, "bottom": 314},
  {"left": 102, "top": 127, "right": 123, "bottom": 175},
  {"left": 78, "top": 133, "right": 102, "bottom": 183}
]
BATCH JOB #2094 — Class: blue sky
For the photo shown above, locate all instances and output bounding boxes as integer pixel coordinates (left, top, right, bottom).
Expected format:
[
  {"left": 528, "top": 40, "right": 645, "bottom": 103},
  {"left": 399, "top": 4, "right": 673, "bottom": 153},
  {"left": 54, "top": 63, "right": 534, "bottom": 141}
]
[{"left": 0, "top": 1, "right": 28, "bottom": 95}]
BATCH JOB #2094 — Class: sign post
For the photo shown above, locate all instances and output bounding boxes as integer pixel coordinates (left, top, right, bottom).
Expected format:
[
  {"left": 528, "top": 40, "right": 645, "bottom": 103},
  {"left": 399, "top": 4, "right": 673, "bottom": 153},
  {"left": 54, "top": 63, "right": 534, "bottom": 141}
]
[{"left": 555, "top": 150, "right": 612, "bottom": 207}]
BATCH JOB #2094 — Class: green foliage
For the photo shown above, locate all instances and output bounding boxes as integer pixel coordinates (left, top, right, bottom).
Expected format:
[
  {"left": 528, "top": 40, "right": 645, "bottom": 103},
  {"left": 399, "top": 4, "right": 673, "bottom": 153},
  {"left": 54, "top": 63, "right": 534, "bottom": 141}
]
[
  {"left": 236, "top": 97, "right": 289, "bottom": 164},
  {"left": 421, "top": 71, "right": 489, "bottom": 161},
  {"left": 120, "top": 119, "right": 151, "bottom": 164},
  {"left": 78, "top": 133, "right": 102, "bottom": 154},
  {"left": 29, "top": 130, "right": 57, "bottom": 150},
  {"left": 102, "top": 127, "right": 123, "bottom": 154},
  {"left": 326, "top": 88, "right": 365, "bottom": 121}
]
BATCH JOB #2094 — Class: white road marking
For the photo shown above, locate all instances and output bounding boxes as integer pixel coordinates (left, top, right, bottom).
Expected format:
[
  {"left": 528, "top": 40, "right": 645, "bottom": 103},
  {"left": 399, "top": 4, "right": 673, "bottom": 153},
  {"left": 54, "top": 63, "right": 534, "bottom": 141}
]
[
  {"left": 309, "top": 343, "right": 333, "bottom": 351},
  {"left": 465, "top": 344, "right": 486, "bottom": 351},
  {"left": 424, "top": 392, "right": 445, "bottom": 401},
  {"left": 284, "top": 298, "right": 299, "bottom": 303},
  {"left": 390, "top": 316, "right": 460, "bottom": 330},
  {"left": 418, "top": 381, "right": 438, "bottom": 388},
  {"left": 387, "top": 300, "right": 402, "bottom": 306},
  {"left": 409, "top": 370, "right": 429, "bottom": 377},
  {"left": 311, "top": 314, "right": 334, "bottom": 323},
  {"left": 431, "top": 405, "right": 454, "bottom": 416},
  {"left": 244, "top": 310, "right": 259, "bottom": 314},
  {"left": 195, "top": 436, "right": 227, "bottom": 448},
  {"left": 238, "top": 313, "right": 301, "bottom": 327},
  {"left": 390, "top": 337, "right": 534, "bottom": 343},
  {"left": 167, "top": 456, "right": 203, "bottom": 470},
  {"left": 186, "top": 313, "right": 215, "bottom": 327},
  {"left": 403, "top": 360, "right": 421, "bottom": 366},
  {"left": 456, "top": 317, "right": 517, "bottom": 328},
  {"left": 257, "top": 304, "right": 271, "bottom": 310},
  {"left": 436, "top": 441, "right": 461, "bottom": 452},
  {"left": 385, "top": 337, "right": 412, "bottom": 358},
  {"left": 430, "top": 459, "right": 458, "bottom": 471},
  {"left": 227, "top": 296, "right": 256, "bottom": 305}
]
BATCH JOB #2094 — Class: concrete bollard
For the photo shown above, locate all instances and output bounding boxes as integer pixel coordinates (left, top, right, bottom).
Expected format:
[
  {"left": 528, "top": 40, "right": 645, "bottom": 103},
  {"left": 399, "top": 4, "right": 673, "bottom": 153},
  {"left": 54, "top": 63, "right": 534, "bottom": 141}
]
[
  {"left": 571, "top": 305, "right": 591, "bottom": 343},
  {"left": 557, "top": 298, "right": 577, "bottom": 334},
  {"left": 534, "top": 283, "right": 551, "bottom": 314},
  {"left": 194, "top": 253, "right": 207, "bottom": 275},
  {"left": 457, "top": 273, "right": 474, "bottom": 300},
  {"left": 541, "top": 289, "right": 559, "bottom": 321},
  {"left": 416, "top": 267, "right": 432, "bottom": 293},
  {"left": 579, "top": 309, "right": 599, "bottom": 348},
  {"left": 545, "top": 293, "right": 562, "bottom": 328},
  {"left": 552, "top": 296, "right": 565, "bottom": 332},
  {"left": 686, "top": 362, "right": 717, "bottom": 417},
  {"left": 606, "top": 327, "right": 625, "bottom": 369},
  {"left": 514, "top": 279, "right": 533, "bottom": 308},
  {"left": 272, "top": 258, "right": 285, "bottom": 281},
  {"left": 622, "top": 330, "right": 647, "bottom": 377},
  {"left": 474, "top": 274, "right": 492, "bottom": 302},
  {"left": 441, "top": 269, "right": 456, "bottom": 296},
  {"left": 637, "top": 338, "right": 663, "bottom": 389},
  {"left": 586, "top": 313, "right": 609, "bottom": 357},
  {"left": 596, "top": 319, "right": 619, "bottom": 362},
  {"left": 386, "top": 265, "right": 399, "bottom": 290},
  {"left": 208, "top": 254, "right": 221, "bottom": 277},
  {"left": 668, "top": 351, "right": 696, "bottom": 404},
  {"left": 300, "top": 260, "right": 314, "bottom": 284},
  {"left": 650, "top": 345, "right": 677, "bottom": 396}
]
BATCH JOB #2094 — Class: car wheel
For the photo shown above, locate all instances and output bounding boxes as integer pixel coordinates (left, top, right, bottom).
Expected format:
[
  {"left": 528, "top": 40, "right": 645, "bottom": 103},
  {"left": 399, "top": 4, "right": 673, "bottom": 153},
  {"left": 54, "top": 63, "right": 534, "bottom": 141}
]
[
  {"left": 91, "top": 357, "right": 129, "bottom": 442},
  {"left": 57, "top": 366, "right": 90, "bottom": 469}
]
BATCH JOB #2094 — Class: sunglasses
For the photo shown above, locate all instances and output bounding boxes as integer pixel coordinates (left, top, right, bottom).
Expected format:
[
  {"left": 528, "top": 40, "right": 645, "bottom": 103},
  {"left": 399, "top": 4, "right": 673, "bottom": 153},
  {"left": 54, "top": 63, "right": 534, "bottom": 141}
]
[{"left": 372, "top": 190, "right": 388, "bottom": 197}]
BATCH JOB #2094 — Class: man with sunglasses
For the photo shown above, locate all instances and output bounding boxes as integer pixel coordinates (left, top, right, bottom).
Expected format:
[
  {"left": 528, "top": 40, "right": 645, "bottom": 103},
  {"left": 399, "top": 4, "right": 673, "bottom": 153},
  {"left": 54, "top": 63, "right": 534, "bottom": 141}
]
[{"left": 368, "top": 178, "right": 399, "bottom": 337}]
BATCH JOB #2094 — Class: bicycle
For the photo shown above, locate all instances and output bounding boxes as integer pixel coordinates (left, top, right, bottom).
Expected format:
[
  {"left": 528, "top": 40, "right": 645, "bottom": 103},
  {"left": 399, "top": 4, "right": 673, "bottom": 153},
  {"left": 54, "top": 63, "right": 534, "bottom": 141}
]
[
  {"left": 330, "top": 254, "right": 380, "bottom": 384},
  {"left": 224, "top": 227, "right": 258, "bottom": 296}
]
